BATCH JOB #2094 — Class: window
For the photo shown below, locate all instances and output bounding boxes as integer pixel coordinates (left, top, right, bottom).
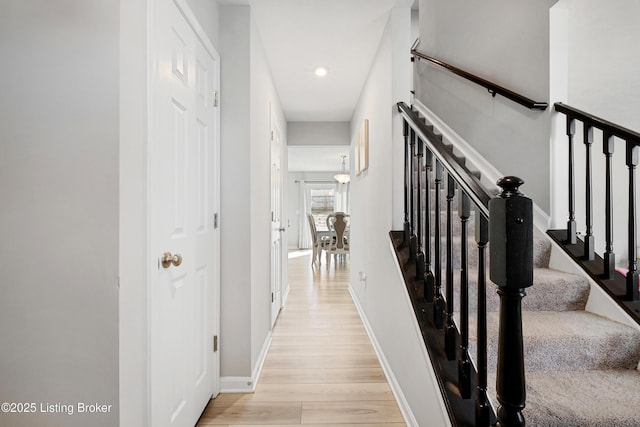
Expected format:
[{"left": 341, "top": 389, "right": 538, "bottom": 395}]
[{"left": 309, "top": 187, "right": 334, "bottom": 229}]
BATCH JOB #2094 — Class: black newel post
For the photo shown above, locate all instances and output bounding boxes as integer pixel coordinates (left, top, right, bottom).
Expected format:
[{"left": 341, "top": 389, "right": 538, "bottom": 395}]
[{"left": 489, "top": 177, "right": 533, "bottom": 427}]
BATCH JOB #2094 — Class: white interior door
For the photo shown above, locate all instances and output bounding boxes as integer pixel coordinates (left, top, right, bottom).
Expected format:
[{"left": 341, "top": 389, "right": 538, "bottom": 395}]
[
  {"left": 149, "top": 0, "right": 220, "bottom": 425},
  {"left": 270, "top": 112, "right": 284, "bottom": 326}
]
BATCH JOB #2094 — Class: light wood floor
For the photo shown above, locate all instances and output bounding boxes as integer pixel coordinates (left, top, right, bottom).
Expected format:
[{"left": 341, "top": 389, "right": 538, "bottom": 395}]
[{"left": 196, "top": 251, "right": 406, "bottom": 426}]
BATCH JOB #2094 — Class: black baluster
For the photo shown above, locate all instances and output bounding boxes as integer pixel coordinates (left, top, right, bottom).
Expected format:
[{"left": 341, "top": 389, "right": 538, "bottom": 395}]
[
  {"left": 416, "top": 139, "right": 425, "bottom": 281},
  {"left": 433, "top": 161, "right": 444, "bottom": 329},
  {"left": 626, "top": 143, "right": 639, "bottom": 301},
  {"left": 603, "top": 132, "right": 615, "bottom": 279},
  {"left": 424, "top": 150, "right": 435, "bottom": 302},
  {"left": 475, "top": 215, "right": 490, "bottom": 427},
  {"left": 445, "top": 174, "right": 456, "bottom": 361},
  {"left": 409, "top": 128, "right": 417, "bottom": 262},
  {"left": 403, "top": 120, "right": 410, "bottom": 246},
  {"left": 458, "top": 192, "right": 471, "bottom": 399},
  {"left": 566, "top": 117, "right": 577, "bottom": 244},
  {"left": 584, "top": 123, "right": 595, "bottom": 260},
  {"left": 490, "top": 177, "right": 533, "bottom": 427}
]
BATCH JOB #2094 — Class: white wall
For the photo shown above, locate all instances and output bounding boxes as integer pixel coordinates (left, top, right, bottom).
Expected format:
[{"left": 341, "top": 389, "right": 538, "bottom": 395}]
[
  {"left": 220, "top": 5, "right": 253, "bottom": 377},
  {"left": 349, "top": 7, "right": 450, "bottom": 426},
  {"left": 250, "top": 13, "right": 286, "bottom": 368},
  {"left": 185, "top": 0, "right": 220, "bottom": 47},
  {"left": 119, "top": 0, "right": 150, "bottom": 425},
  {"left": 288, "top": 122, "right": 350, "bottom": 146},
  {"left": 0, "top": 2, "right": 119, "bottom": 426},
  {"left": 219, "top": 4, "right": 285, "bottom": 382},
  {"left": 417, "top": 0, "right": 558, "bottom": 213}
]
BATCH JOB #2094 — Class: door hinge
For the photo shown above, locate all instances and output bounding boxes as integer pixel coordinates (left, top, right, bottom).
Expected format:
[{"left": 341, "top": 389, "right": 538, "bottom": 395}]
[
  {"left": 213, "top": 91, "right": 219, "bottom": 107},
  {"left": 271, "top": 292, "right": 275, "bottom": 303},
  {"left": 213, "top": 335, "right": 218, "bottom": 352},
  {"left": 214, "top": 213, "right": 219, "bottom": 229}
]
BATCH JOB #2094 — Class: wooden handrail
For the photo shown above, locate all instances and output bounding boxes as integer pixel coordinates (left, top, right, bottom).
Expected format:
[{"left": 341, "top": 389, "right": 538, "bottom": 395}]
[
  {"left": 411, "top": 50, "right": 548, "bottom": 111},
  {"left": 397, "top": 101, "right": 494, "bottom": 217},
  {"left": 555, "top": 102, "right": 640, "bottom": 143}
]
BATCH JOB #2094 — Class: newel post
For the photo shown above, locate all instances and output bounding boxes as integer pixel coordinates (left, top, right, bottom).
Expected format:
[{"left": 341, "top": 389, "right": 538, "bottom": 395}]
[{"left": 489, "top": 177, "right": 533, "bottom": 427}]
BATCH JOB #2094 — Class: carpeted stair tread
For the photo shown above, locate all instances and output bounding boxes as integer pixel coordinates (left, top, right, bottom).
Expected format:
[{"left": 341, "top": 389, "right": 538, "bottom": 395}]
[
  {"left": 487, "top": 369, "right": 640, "bottom": 427},
  {"left": 453, "top": 267, "right": 590, "bottom": 313},
  {"left": 469, "top": 311, "right": 640, "bottom": 371}
]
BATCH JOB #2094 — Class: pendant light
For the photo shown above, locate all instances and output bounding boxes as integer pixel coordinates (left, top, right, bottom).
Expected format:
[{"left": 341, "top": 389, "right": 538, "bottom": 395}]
[{"left": 334, "top": 155, "right": 350, "bottom": 184}]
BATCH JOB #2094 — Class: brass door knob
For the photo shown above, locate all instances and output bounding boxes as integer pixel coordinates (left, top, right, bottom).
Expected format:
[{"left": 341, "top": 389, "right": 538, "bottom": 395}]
[{"left": 161, "top": 252, "right": 183, "bottom": 269}]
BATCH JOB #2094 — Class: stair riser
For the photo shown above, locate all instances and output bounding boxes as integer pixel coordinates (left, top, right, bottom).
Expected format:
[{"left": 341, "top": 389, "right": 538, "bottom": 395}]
[
  {"left": 450, "top": 269, "right": 589, "bottom": 313},
  {"left": 425, "top": 235, "right": 551, "bottom": 270}
]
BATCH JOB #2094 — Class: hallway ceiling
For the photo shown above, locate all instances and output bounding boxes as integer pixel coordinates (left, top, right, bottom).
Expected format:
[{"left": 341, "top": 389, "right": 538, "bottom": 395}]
[
  {"left": 288, "top": 146, "right": 350, "bottom": 172},
  {"left": 244, "top": 0, "right": 407, "bottom": 122}
]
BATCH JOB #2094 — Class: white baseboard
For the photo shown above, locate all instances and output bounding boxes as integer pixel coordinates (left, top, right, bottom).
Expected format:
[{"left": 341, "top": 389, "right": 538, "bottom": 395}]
[
  {"left": 348, "top": 286, "right": 420, "bottom": 427},
  {"left": 220, "top": 332, "right": 272, "bottom": 393}
]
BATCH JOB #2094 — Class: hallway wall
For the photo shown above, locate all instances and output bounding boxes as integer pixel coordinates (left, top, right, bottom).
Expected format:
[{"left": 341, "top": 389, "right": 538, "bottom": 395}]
[
  {"left": 0, "top": 2, "right": 119, "bottom": 426},
  {"left": 348, "top": 7, "right": 450, "bottom": 426},
  {"left": 288, "top": 122, "right": 350, "bottom": 146},
  {"left": 219, "top": 4, "right": 286, "bottom": 385}
]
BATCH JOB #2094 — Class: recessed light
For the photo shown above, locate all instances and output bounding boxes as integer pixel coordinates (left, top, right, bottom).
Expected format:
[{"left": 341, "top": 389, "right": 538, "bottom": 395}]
[{"left": 314, "top": 66, "right": 328, "bottom": 77}]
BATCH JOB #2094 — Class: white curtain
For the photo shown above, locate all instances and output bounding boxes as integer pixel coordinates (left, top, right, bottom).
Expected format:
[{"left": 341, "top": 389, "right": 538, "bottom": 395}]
[
  {"left": 298, "top": 181, "right": 312, "bottom": 249},
  {"left": 334, "top": 182, "right": 350, "bottom": 213}
]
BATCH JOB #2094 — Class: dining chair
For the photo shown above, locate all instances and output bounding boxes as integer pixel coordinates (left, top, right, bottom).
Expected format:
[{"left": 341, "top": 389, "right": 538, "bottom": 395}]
[
  {"left": 307, "top": 214, "right": 328, "bottom": 267},
  {"left": 328, "top": 212, "right": 349, "bottom": 265}
]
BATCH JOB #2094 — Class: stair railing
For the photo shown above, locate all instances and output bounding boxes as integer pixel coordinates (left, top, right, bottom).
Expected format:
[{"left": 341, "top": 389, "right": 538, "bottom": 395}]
[
  {"left": 411, "top": 49, "right": 548, "bottom": 111},
  {"left": 553, "top": 103, "right": 640, "bottom": 307},
  {"left": 397, "top": 102, "right": 534, "bottom": 426}
]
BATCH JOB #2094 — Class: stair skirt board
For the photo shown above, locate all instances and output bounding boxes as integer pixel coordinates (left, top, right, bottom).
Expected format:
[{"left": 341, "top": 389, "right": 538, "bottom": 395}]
[{"left": 220, "top": 332, "right": 272, "bottom": 393}]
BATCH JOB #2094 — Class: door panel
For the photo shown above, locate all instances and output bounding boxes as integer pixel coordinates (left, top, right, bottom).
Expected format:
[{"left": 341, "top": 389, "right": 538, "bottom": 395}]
[
  {"left": 271, "top": 117, "right": 284, "bottom": 326},
  {"left": 150, "top": 0, "right": 219, "bottom": 425}
]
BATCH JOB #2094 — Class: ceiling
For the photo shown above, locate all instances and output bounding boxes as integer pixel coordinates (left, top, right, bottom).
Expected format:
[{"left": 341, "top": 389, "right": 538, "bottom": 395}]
[
  {"left": 247, "top": 0, "right": 407, "bottom": 122},
  {"left": 288, "top": 146, "right": 350, "bottom": 172}
]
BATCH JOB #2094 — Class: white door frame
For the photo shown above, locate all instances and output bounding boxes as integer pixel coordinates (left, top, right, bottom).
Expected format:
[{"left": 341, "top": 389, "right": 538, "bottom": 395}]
[{"left": 270, "top": 103, "right": 285, "bottom": 326}]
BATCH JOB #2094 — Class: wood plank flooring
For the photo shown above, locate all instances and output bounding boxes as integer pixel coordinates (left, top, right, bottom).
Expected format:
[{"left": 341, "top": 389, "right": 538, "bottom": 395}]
[{"left": 197, "top": 251, "right": 406, "bottom": 426}]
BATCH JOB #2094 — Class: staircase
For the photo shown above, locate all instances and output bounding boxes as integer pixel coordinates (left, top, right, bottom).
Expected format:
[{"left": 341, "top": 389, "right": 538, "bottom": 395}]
[
  {"left": 394, "top": 102, "right": 640, "bottom": 426},
  {"left": 464, "top": 235, "right": 640, "bottom": 426}
]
